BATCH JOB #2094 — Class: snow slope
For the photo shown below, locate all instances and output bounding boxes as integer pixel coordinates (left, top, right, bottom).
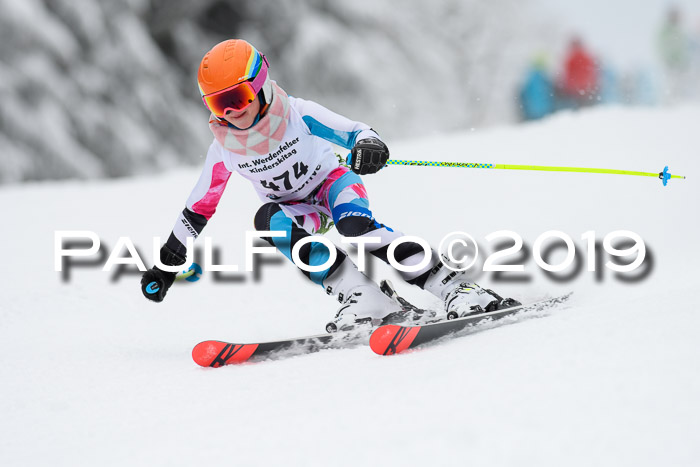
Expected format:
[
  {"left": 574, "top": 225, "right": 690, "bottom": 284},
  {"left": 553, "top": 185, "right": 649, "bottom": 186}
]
[{"left": 1, "top": 106, "right": 699, "bottom": 466}]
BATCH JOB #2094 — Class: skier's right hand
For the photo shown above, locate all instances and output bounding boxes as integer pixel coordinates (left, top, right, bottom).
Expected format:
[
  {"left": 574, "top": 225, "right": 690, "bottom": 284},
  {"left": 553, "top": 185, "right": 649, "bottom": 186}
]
[
  {"left": 141, "top": 267, "right": 176, "bottom": 302},
  {"left": 140, "top": 245, "right": 185, "bottom": 303}
]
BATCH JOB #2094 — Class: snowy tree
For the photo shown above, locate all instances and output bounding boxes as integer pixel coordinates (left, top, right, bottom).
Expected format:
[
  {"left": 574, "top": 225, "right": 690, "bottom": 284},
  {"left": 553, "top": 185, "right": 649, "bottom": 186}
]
[{"left": 0, "top": 0, "right": 553, "bottom": 184}]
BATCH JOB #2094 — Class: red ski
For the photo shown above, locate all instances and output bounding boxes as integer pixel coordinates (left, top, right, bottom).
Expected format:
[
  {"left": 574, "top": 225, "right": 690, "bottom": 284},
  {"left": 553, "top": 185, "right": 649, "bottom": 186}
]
[
  {"left": 192, "top": 280, "right": 426, "bottom": 367},
  {"left": 369, "top": 293, "right": 572, "bottom": 356},
  {"left": 192, "top": 331, "right": 368, "bottom": 367}
]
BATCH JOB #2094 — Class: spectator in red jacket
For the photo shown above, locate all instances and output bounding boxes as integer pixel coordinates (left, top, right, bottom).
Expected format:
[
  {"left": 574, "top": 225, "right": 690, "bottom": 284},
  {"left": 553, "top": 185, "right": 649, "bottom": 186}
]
[{"left": 560, "top": 38, "right": 599, "bottom": 107}]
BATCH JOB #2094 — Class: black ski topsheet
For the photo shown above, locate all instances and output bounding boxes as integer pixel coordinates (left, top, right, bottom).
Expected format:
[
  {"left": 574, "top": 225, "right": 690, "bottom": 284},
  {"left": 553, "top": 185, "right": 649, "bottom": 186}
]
[
  {"left": 192, "top": 329, "right": 372, "bottom": 367},
  {"left": 369, "top": 293, "right": 573, "bottom": 356}
]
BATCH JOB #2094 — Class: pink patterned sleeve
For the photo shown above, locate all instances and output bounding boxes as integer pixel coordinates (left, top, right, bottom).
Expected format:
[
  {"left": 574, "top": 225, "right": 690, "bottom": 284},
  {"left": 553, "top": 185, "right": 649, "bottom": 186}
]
[
  {"left": 186, "top": 142, "right": 233, "bottom": 220},
  {"left": 167, "top": 142, "right": 233, "bottom": 253}
]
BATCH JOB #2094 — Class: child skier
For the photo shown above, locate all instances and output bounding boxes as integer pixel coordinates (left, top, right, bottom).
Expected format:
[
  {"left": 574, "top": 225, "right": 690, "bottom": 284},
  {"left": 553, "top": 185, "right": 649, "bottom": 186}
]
[{"left": 140, "top": 39, "right": 517, "bottom": 330}]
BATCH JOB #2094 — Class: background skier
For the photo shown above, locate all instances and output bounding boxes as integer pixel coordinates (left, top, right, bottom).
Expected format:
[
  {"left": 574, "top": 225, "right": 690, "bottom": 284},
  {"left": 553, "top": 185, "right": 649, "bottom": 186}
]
[{"left": 559, "top": 38, "right": 599, "bottom": 108}]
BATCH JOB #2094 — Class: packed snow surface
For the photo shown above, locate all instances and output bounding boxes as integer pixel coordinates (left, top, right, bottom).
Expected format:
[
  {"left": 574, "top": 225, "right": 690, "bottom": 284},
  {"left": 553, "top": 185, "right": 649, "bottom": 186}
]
[{"left": 1, "top": 106, "right": 699, "bottom": 466}]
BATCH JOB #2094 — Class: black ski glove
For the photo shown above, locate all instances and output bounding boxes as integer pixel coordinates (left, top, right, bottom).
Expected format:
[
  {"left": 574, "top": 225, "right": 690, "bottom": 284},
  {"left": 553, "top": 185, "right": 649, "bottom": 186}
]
[
  {"left": 348, "top": 137, "right": 390, "bottom": 175},
  {"left": 140, "top": 245, "right": 186, "bottom": 303}
]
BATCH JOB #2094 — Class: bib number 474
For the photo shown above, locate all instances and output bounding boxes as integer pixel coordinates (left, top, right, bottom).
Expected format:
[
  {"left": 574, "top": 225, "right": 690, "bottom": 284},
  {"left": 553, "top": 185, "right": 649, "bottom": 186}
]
[{"left": 260, "top": 162, "right": 309, "bottom": 192}]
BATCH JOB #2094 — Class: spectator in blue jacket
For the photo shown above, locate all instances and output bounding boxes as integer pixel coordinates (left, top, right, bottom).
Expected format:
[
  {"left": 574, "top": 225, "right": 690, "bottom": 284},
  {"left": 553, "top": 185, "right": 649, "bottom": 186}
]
[{"left": 518, "top": 56, "right": 555, "bottom": 121}]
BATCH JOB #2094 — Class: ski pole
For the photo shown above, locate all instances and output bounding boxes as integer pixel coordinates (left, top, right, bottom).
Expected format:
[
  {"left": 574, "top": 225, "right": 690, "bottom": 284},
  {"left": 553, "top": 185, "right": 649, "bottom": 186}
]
[
  {"left": 175, "top": 262, "right": 202, "bottom": 282},
  {"left": 386, "top": 160, "right": 686, "bottom": 186}
]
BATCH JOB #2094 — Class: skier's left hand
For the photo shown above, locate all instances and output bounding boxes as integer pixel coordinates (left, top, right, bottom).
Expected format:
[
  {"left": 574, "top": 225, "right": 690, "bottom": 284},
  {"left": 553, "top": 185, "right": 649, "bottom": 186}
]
[{"left": 348, "top": 138, "right": 389, "bottom": 175}]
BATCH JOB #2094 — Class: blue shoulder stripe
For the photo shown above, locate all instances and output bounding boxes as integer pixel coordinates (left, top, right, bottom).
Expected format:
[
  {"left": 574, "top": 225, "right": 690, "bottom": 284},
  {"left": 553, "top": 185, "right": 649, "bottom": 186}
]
[{"left": 302, "top": 116, "right": 362, "bottom": 149}]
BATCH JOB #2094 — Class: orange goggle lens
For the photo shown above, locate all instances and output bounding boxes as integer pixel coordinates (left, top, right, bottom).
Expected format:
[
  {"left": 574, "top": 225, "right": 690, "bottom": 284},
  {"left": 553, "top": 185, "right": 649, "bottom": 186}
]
[{"left": 202, "top": 82, "right": 258, "bottom": 117}]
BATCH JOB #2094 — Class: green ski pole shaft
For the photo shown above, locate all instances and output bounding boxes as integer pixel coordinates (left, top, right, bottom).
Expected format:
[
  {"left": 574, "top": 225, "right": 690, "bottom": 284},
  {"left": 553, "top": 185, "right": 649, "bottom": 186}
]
[
  {"left": 175, "top": 268, "right": 196, "bottom": 281},
  {"left": 385, "top": 160, "right": 686, "bottom": 185}
]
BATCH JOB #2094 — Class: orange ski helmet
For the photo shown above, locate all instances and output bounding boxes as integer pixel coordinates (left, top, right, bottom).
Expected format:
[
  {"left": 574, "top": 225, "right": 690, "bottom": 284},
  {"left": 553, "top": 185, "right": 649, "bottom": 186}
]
[{"left": 197, "top": 39, "right": 271, "bottom": 117}]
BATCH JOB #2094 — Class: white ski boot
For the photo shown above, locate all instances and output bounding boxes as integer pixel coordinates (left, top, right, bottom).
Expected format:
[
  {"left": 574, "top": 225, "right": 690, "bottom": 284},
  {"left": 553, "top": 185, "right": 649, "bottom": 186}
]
[
  {"left": 323, "top": 259, "right": 404, "bottom": 332},
  {"left": 423, "top": 262, "right": 521, "bottom": 319}
]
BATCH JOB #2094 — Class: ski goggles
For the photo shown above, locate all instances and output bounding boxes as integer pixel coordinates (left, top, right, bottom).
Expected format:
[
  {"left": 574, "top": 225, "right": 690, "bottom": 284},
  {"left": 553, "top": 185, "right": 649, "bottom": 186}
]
[{"left": 201, "top": 56, "right": 269, "bottom": 117}]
